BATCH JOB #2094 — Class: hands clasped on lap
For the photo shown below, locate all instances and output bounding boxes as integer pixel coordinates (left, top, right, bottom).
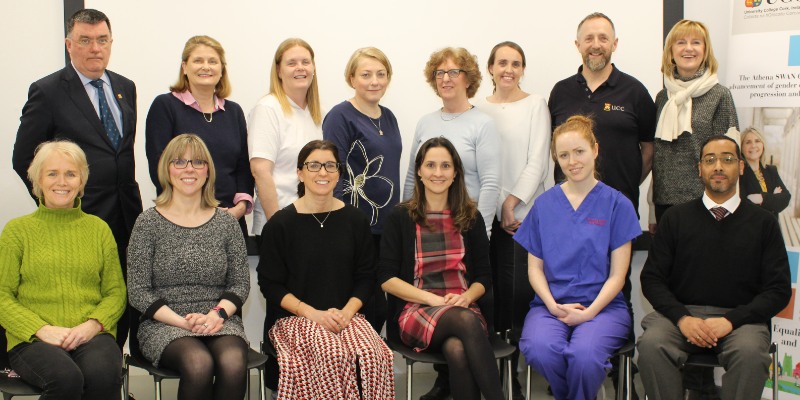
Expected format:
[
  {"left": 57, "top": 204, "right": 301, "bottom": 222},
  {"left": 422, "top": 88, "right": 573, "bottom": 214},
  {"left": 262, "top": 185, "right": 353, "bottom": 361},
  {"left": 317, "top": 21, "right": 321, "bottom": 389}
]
[
  {"left": 302, "top": 307, "right": 354, "bottom": 334},
  {"left": 549, "top": 303, "right": 597, "bottom": 327},
  {"left": 35, "top": 319, "right": 103, "bottom": 350},
  {"left": 678, "top": 316, "right": 733, "bottom": 348},
  {"left": 184, "top": 310, "right": 225, "bottom": 334}
]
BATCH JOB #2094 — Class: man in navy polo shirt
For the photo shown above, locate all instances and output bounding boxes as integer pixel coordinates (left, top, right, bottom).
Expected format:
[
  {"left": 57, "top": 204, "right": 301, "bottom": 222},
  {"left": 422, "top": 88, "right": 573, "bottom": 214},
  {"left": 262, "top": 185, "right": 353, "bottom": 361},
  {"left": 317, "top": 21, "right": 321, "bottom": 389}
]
[
  {"left": 549, "top": 12, "right": 656, "bottom": 205},
  {"left": 548, "top": 12, "right": 656, "bottom": 399}
]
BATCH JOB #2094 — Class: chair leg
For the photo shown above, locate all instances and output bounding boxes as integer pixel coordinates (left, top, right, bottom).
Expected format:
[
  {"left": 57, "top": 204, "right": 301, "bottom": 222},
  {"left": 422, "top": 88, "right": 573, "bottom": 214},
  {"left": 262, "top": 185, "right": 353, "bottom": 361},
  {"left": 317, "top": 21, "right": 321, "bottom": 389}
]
[
  {"left": 246, "top": 370, "right": 251, "bottom": 400},
  {"left": 626, "top": 354, "right": 632, "bottom": 400},
  {"left": 406, "top": 362, "right": 413, "bottom": 400},
  {"left": 526, "top": 364, "right": 532, "bottom": 400},
  {"left": 259, "top": 367, "right": 266, "bottom": 400},
  {"left": 506, "top": 358, "right": 513, "bottom": 400},
  {"left": 773, "top": 344, "right": 779, "bottom": 400},
  {"left": 122, "top": 356, "right": 130, "bottom": 400},
  {"left": 155, "top": 378, "right": 162, "bottom": 400}
]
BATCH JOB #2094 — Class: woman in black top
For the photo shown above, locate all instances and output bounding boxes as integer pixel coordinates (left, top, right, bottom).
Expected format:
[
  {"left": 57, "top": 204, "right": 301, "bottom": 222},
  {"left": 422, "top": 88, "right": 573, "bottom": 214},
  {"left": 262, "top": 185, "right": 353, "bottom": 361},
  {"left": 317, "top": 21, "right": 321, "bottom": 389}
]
[{"left": 257, "top": 140, "right": 394, "bottom": 398}]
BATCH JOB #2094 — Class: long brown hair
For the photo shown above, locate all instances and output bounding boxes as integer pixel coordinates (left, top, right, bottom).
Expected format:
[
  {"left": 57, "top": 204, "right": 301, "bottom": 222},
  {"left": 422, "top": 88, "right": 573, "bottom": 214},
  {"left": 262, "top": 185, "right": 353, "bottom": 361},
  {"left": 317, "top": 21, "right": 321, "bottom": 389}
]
[{"left": 402, "top": 137, "right": 477, "bottom": 232}]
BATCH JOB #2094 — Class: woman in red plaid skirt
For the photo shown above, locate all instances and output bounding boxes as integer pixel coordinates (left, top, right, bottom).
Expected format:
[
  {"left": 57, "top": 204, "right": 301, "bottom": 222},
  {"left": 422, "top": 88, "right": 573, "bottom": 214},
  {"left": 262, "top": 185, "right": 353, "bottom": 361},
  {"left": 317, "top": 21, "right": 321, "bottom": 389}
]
[{"left": 380, "top": 137, "right": 503, "bottom": 400}]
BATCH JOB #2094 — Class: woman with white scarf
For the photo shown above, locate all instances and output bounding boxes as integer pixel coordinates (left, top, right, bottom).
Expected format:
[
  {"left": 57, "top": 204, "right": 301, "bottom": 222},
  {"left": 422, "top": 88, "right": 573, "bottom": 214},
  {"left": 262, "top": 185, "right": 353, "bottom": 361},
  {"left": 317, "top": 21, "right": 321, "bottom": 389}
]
[{"left": 651, "top": 20, "right": 739, "bottom": 223}]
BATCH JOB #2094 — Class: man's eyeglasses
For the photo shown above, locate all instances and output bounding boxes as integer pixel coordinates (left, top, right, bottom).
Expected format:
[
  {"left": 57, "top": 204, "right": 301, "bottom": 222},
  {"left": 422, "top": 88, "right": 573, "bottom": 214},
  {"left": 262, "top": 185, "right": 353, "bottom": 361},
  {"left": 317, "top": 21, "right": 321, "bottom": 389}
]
[
  {"left": 700, "top": 154, "right": 739, "bottom": 165},
  {"left": 171, "top": 159, "right": 208, "bottom": 169},
  {"left": 303, "top": 161, "right": 340, "bottom": 173},
  {"left": 72, "top": 37, "right": 112, "bottom": 48},
  {"left": 433, "top": 69, "right": 464, "bottom": 80}
]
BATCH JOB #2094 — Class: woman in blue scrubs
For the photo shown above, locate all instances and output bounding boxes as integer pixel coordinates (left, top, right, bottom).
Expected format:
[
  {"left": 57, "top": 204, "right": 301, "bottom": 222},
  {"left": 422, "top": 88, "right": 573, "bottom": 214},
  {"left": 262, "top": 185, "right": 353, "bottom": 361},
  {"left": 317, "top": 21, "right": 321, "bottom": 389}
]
[{"left": 514, "top": 115, "right": 641, "bottom": 400}]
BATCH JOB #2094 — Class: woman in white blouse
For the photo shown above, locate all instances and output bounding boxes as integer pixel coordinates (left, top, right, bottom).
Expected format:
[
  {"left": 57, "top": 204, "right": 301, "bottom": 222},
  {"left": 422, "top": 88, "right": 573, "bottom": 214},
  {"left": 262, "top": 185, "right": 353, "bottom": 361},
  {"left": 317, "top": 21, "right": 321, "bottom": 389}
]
[
  {"left": 248, "top": 38, "right": 323, "bottom": 240},
  {"left": 476, "top": 40, "right": 551, "bottom": 398}
]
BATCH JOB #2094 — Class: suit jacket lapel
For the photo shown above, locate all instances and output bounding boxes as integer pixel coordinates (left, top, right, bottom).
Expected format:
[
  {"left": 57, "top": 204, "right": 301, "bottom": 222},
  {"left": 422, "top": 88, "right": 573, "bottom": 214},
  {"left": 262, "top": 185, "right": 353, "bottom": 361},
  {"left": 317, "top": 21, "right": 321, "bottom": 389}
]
[{"left": 62, "top": 66, "right": 117, "bottom": 150}]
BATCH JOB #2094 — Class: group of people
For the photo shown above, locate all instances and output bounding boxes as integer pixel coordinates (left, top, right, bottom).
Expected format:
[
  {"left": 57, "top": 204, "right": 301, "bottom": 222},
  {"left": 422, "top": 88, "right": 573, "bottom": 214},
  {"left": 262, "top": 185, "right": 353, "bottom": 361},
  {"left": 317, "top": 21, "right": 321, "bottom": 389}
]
[{"left": 0, "top": 7, "right": 793, "bottom": 400}]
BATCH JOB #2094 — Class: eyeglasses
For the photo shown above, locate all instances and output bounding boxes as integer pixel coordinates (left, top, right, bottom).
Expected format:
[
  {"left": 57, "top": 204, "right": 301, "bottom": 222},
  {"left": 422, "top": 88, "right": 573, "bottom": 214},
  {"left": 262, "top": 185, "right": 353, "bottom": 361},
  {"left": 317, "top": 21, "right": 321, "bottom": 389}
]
[
  {"left": 700, "top": 154, "right": 739, "bottom": 165},
  {"left": 71, "top": 37, "right": 112, "bottom": 48},
  {"left": 303, "top": 161, "right": 340, "bottom": 173},
  {"left": 433, "top": 69, "right": 464, "bottom": 80},
  {"left": 171, "top": 159, "right": 208, "bottom": 169}
]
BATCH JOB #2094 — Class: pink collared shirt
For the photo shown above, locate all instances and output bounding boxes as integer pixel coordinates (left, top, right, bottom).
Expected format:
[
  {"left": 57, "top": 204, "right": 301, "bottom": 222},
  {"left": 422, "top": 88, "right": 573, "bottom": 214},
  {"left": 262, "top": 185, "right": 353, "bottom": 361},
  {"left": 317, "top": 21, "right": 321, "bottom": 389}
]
[
  {"left": 172, "top": 90, "right": 226, "bottom": 112},
  {"left": 171, "top": 91, "right": 254, "bottom": 215}
]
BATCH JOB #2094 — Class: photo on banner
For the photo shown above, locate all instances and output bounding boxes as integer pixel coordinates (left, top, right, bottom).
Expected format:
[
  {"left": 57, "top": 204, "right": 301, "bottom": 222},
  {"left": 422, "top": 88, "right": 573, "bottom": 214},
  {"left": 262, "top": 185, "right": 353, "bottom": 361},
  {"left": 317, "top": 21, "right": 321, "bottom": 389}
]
[{"left": 725, "top": 1, "right": 800, "bottom": 398}]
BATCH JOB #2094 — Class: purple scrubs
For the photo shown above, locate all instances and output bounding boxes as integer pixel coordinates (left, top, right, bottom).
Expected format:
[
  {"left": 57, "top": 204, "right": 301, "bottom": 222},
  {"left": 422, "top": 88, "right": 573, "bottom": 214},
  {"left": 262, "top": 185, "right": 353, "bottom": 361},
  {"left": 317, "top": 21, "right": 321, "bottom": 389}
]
[{"left": 514, "top": 182, "right": 640, "bottom": 400}]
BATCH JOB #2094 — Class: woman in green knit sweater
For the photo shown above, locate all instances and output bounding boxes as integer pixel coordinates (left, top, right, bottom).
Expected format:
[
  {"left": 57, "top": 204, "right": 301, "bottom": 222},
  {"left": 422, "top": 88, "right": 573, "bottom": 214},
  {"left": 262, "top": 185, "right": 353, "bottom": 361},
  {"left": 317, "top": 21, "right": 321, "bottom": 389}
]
[{"left": 0, "top": 141, "right": 127, "bottom": 399}]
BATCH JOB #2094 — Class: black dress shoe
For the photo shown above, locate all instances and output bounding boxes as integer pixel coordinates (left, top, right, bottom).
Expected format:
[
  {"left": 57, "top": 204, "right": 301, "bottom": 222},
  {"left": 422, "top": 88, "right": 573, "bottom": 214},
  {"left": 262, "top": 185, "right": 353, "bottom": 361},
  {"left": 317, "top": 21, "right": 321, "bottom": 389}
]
[
  {"left": 419, "top": 382, "right": 451, "bottom": 400},
  {"left": 511, "top": 377, "right": 524, "bottom": 400}
]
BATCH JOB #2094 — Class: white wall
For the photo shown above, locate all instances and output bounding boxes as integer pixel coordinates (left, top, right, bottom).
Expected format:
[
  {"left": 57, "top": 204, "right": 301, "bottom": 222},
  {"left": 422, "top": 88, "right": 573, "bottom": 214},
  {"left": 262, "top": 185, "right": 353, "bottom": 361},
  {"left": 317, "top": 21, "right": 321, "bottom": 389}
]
[{"left": 1, "top": 1, "right": 64, "bottom": 228}]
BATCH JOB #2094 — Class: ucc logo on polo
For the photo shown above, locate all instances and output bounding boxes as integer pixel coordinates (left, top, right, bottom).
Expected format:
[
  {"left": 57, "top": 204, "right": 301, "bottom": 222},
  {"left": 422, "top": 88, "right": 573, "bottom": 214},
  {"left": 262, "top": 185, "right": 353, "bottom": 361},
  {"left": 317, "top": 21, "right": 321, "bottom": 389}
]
[{"left": 603, "top": 103, "right": 625, "bottom": 112}]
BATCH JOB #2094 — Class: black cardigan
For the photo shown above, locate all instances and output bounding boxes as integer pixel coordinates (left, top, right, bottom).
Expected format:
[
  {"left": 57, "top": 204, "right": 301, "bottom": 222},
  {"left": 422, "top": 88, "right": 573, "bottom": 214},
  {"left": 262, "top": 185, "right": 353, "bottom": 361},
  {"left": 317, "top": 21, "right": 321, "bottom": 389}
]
[{"left": 739, "top": 163, "right": 791, "bottom": 218}]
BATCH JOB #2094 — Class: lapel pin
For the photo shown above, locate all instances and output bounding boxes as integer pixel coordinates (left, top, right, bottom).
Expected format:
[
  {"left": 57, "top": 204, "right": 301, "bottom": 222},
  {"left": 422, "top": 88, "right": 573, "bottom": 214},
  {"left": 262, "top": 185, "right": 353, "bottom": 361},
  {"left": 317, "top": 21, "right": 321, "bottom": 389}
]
[{"left": 117, "top": 94, "right": 123, "bottom": 99}]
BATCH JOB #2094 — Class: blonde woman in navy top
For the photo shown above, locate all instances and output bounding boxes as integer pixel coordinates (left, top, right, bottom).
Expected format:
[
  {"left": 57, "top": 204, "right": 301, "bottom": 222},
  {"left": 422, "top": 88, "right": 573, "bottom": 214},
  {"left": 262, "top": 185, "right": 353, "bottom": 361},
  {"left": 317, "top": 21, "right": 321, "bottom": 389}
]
[{"left": 323, "top": 47, "right": 402, "bottom": 333}]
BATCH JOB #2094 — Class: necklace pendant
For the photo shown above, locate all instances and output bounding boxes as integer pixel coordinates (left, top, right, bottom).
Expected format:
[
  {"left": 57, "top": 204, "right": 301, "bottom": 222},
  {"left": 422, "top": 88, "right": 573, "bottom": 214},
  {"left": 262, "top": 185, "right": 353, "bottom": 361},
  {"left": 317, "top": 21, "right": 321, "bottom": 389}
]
[
  {"left": 379, "top": 129, "right": 384, "bottom": 136},
  {"left": 320, "top": 223, "right": 324, "bottom": 228}
]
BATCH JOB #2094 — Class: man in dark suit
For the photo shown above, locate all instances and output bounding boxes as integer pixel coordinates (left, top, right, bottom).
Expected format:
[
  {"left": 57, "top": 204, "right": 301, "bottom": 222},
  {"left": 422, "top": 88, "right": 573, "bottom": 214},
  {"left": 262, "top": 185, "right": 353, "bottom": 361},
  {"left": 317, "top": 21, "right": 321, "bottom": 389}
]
[{"left": 11, "top": 8, "right": 142, "bottom": 352}]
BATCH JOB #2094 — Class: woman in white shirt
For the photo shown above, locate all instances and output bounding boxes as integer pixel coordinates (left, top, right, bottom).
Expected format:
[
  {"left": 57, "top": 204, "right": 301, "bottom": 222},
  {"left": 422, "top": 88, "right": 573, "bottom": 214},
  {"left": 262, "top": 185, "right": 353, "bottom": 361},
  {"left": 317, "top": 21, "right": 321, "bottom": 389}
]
[
  {"left": 248, "top": 38, "right": 323, "bottom": 240},
  {"left": 476, "top": 41, "right": 551, "bottom": 398}
]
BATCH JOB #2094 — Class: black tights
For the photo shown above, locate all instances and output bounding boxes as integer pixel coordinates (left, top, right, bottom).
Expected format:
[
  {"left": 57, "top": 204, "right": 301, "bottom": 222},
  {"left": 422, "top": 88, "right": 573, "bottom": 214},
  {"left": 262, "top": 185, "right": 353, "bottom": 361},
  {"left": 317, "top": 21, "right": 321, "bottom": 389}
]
[
  {"left": 428, "top": 308, "right": 503, "bottom": 400},
  {"left": 160, "top": 335, "right": 248, "bottom": 400}
]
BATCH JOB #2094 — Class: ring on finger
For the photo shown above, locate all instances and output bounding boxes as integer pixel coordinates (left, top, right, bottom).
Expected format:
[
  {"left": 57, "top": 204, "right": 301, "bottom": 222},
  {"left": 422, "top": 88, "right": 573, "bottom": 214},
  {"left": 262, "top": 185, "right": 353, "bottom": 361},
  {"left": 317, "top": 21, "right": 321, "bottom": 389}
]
[{"left": 203, "top": 324, "right": 209, "bottom": 328}]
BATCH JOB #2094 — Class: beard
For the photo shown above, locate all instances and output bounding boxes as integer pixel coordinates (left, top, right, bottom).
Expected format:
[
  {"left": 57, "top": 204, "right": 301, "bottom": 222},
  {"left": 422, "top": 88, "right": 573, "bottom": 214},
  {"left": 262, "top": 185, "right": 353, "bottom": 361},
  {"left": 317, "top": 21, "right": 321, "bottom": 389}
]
[{"left": 583, "top": 50, "right": 611, "bottom": 72}]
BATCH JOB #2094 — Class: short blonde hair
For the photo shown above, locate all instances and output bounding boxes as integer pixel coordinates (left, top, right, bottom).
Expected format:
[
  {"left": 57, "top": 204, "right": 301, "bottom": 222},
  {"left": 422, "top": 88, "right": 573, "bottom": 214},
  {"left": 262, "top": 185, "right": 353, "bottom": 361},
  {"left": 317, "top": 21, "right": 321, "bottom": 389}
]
[
  {"left": 27, "top": 140, "right": 89, "bottom": 200},
  {"left": 269, "top": 38, "right": 322, "bottom": 125},
  {"left": 662, "top": 20, "right": 718, "bottom": 76},
  {"left": 155, "top": 134, "right": 219, "bottom": 208},
  {"left": 423, "top": 47, "right": 482, "bottom": 99},
  {"left": 170, "top": 35, "right": 231, "bottom": 98},
  {"left": 344, "top": 47, "right": 393, "bottom": 88},
  {"left": 741, "top": 127, "right": 767, "bottom": 164}
]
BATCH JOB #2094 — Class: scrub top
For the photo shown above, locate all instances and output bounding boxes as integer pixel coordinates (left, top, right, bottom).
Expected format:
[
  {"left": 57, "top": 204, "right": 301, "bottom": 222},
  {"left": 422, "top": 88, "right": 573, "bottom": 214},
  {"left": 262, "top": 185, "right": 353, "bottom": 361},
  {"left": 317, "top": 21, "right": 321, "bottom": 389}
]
[{"left": 514, "top": 181, "right": 640, "bottom": 306}]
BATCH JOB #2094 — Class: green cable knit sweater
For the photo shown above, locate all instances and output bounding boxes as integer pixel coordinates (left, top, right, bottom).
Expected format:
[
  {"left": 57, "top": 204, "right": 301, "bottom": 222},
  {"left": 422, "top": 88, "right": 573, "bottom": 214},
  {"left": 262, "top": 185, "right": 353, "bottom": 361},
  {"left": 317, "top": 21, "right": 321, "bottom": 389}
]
[{"left": 0, "top": 200, "right": 126, "bottom": 350}]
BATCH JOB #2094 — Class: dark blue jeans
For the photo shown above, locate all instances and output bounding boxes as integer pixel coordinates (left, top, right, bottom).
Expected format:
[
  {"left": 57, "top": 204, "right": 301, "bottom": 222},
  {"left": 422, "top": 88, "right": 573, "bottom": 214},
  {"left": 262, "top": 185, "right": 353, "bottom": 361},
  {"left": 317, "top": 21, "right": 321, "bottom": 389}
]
[{"left": 9, "top": 334, "right": 121, "bottom": 400}]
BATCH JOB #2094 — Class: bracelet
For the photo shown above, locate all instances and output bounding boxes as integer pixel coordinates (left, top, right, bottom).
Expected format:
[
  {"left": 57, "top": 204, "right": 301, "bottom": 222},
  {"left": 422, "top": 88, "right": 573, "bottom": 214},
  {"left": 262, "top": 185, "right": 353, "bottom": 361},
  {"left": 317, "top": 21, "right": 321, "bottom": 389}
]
[{"left": 294, "top": 299, "right": 303, "bottom": 316}]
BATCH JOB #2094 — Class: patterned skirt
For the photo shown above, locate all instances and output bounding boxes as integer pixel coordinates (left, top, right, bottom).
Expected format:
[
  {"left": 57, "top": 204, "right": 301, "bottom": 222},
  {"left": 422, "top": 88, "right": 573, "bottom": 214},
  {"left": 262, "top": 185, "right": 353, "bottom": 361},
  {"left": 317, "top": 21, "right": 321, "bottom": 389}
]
[{"left": 269, "top": 314, "right": 394, "bottom": 399}]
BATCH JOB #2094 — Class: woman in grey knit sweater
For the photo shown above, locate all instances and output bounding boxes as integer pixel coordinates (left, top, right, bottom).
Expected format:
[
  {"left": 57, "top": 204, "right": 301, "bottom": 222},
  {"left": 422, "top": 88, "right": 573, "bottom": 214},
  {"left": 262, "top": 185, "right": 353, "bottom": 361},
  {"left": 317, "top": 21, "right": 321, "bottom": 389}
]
[
  {"left": 128, "top": 134, "right": 250, "bottom": 400},
  {"left": 652, "top": 20, "right": 739, "bottom": 222}
]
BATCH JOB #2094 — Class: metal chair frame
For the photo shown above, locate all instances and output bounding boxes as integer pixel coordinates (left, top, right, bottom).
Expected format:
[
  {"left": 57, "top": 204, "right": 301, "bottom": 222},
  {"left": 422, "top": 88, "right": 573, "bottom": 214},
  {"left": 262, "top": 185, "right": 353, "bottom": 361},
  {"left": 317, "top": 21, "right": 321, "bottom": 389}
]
[
  {"left": 388, "top": 331, "right": 517, "bottom": 400},
  {"left": 680, "top": 342, "right": 779, "bottom": 400},
  {"left": 525, "top": 340, "right": 636, "bottom": 400},
  {"left": 122, "top": 347, "right": 268, "bottom": 400},
  {"left": 0, "top": 370, "right": 42, "bottom": 400}
]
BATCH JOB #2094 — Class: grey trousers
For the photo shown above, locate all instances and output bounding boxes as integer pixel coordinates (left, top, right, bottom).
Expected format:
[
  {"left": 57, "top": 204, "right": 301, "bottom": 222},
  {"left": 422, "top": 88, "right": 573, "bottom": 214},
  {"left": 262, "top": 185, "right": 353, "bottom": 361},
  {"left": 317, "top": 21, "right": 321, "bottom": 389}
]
[{"left": 637, "top": 306, "right": 770, "bottom": 400}]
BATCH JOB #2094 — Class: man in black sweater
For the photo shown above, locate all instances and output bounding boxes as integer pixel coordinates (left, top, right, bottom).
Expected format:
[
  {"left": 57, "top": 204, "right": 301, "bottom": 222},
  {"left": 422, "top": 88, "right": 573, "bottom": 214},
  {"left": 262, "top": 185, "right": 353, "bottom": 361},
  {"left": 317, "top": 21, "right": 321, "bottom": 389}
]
[{"left": 638, "top": 135, "right": 791, "bottom": 400}]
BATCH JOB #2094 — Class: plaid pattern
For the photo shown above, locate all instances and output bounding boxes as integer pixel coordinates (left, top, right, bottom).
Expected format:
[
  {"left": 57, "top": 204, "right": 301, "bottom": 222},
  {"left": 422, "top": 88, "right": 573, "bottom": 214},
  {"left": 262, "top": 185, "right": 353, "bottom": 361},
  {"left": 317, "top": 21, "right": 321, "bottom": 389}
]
[
  {"left": 398, "top": 211, "right": 486, "bottom": 351},
  {"left": 269, "top": 314, "right": 395, "bottom": 399}
]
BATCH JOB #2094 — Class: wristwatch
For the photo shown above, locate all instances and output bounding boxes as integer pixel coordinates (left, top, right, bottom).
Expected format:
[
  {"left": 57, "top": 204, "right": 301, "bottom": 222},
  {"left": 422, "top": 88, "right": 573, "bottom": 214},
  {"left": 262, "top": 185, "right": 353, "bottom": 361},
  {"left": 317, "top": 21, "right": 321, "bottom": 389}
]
[{"left": 212, "top": 306, "right": 229, "bottom": 321}]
